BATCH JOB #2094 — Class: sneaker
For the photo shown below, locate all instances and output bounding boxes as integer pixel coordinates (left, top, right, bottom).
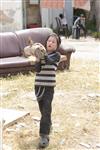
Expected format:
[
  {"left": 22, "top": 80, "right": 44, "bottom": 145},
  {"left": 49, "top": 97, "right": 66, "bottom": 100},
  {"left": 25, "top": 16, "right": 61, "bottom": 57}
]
[{"left": 38, "top": 135, "right": 49, "bottom": 148}]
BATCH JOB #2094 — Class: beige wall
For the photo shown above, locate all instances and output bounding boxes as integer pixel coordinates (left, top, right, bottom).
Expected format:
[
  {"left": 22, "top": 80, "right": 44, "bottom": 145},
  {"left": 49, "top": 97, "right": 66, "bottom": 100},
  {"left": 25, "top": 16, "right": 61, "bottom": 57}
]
[{"left": 0, "top": 0, "right": 23, "bottom": 32}]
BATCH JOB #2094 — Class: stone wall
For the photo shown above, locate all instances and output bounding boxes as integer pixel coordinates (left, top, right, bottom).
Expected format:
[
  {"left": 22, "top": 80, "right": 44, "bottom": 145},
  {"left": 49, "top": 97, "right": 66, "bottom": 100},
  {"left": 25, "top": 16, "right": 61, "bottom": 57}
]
[{"left": 0, "top": 0, "right": 23, "bottom": 32}]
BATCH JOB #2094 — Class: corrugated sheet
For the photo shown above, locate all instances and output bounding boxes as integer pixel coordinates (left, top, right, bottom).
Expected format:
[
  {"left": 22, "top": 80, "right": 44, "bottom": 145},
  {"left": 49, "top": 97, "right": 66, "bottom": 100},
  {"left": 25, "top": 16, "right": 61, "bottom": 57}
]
[
  {"left": 40, "top": 0, "right": 65, "bottom": 9},
  {"left": 73, "top": 0, "right": 90, "bottom": 11},
  {"left": 40, "top": 0, "right": 90, "bottom": 11}
]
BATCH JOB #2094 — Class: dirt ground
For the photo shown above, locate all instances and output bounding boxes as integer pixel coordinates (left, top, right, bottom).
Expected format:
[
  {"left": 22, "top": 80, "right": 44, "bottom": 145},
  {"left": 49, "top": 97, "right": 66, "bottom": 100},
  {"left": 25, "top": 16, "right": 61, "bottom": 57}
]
[
  {"left": 1, "top": 37, "right": 100, "bottom": 150},
  {"left": 2, "top": 89, "right": 99, "bottom": 150}
]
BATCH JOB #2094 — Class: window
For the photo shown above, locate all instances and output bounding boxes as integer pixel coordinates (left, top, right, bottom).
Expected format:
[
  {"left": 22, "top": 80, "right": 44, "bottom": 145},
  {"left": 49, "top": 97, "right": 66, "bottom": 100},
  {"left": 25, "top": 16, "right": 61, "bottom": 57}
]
[{"left": 29, "top": 0, "right": 39, "bottom": 5}]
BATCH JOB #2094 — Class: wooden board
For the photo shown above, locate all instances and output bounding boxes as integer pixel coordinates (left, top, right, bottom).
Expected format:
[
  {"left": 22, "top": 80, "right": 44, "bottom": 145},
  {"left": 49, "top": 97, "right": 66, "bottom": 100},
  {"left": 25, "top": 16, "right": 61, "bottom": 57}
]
[{"left": 0, "top": 108, "right": 30, "bottom": 129}]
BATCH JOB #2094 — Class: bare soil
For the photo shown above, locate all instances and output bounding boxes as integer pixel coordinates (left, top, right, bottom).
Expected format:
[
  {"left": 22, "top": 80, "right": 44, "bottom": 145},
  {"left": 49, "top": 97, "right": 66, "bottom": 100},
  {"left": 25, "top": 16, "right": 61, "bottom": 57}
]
[{"left": 1, "top": 58, "right": 99, "bottom": 150}]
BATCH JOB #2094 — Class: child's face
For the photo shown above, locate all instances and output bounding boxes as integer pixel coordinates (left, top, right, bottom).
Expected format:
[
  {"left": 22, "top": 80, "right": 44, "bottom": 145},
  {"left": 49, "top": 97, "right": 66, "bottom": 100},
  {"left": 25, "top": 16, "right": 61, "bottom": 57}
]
[{"left": 46, "top": 36, "right": 58, "bottom": 53}]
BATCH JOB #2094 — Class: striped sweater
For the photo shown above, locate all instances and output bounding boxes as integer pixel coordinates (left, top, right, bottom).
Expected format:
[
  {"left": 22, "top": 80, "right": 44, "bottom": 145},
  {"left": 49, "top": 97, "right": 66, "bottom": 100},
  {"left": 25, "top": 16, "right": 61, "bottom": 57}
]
[{"left": 35, "top": 51, "right": 60, "bottom": 87}]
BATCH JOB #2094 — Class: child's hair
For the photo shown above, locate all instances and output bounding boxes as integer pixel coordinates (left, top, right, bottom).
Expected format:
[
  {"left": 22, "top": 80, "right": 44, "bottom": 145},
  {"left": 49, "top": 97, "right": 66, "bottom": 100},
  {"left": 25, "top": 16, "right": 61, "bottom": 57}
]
[{"left": 45, "top": 33, "right": 61, "bottom": 50}]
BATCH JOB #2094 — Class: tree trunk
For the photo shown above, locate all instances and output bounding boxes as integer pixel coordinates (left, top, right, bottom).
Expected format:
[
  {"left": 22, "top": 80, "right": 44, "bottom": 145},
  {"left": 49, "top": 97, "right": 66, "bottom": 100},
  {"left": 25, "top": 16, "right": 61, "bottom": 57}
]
[
  {"left": 95, "top": 0, "right": 100, "bottom": 31},
  {"left": 89, "top": 0, "right": 100, "bottom": 31}
]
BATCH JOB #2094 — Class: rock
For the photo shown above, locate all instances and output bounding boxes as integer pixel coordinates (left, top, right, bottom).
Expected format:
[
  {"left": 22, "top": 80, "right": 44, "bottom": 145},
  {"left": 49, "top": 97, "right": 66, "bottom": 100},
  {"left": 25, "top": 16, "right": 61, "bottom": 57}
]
[
  {"left": 96, "top": 143, "right": 100, "bottom": 148},
  {"left": 87, "top": 93, "right": 96, "bottom": 97},
  {"left": 97, "top": 112, "right": 100, "bottom": 115},
  {"left": 21, "top": 92, "right": 36, "bottom": 100},
  {"left": 16, "top": 123, "right": 28, "bottom": 129},
  {"left": 52, "top": 123, "right": 60, "bottom": 133},
  {"left": 32, "top": 117, "right": 40, "bottom": 122},
  {"left": 81, "top": 96, "right": 87, "bottom": 100},
  {"left": 96, "top": 93, "right": 100, "bottom": 97},
  {"left": 0, "top": 92, "right": 10, "bottom": 97},
  {"left": 17, "top": 105, "right": 24, "bottom": 109},
  {"left": 6, "top": 128, "right": 16, "bottom": 133},
  {"left": 3, "top": 144, "right": 12, "bottom": 150},
  {"left": 60, "top": 138, "right": 66, "bottom": 145},
  {"left": 75, "top": 122, "right": 80, "bottom": 127},
  {"left": 87, "top": 93, "right": 100, "bottom": 98},
  {"left": 71, "top": 113, "right": 77, "bottom": 117},
  {"left": 80, "top": 142, "right": 91, "bottom": 148}
]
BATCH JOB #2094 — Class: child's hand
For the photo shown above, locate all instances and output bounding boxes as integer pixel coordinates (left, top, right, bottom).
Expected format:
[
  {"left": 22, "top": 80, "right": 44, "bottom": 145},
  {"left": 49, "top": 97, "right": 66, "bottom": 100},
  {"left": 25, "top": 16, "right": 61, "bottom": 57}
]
[{"left": 28, "top": 56, "right": 35, "bottom": 65}]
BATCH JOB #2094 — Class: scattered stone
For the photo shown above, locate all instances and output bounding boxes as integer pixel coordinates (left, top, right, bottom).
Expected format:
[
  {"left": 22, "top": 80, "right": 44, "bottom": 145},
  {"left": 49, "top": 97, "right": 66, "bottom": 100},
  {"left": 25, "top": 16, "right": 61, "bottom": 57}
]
[
  {"left": 60, "top": 138, "right": 66, "bottom": 145},
  {"left": 52, "top": 123, "right": 62, "bottom": 133},
  {"left": 3, "top": 144, "right": 12, "bottom": 150},
  {"left": 34, "top": 122, "right": 39, "bottom": 127},
  {"left": 32, "top": 117, "right": 40, "bottom": 122},
  {"left": 87, "top": 93, "right": 96, "bottom": 97},
  {"left": 71, "top": 113, "right": 77, "bottom": 117},
  {"left": 16, "top": 123, "right": 28, "bottom": 129},
  {"left": 55, "top": 90, "right": 67, "bottom": 97},
  {"left": 21, "top": 92, "right": 36, "bottom": 100},
  {"left": 0, "top": 108, "right": 30, "bottom": 129},
  {"left": 96, "top": 143, "right": 100, "bottom": 148},
  {"left": 81, "top": 96, "right": 87, "bottom": 100},
  {"left": 96, "top": 93, "right": 100, "bottom": 97},
  {"left": 97, "top": 112, "right": 100, "bottom": 115},
  {"left": 75, "top": 122, "right": 80, "bottom": 127},
  {"left": 52, "top": 123, "right": 60, "bottom": 128},
  {"left": 87, "top": 93, "right": 100, "bottom": 98},
  {"left": 17, "top": 105, "right": 24, "bottom": 109},
  {"left": 32, "top": 117, "right": 40, "bottom": 127},
  {"left": 80, "top": 142, "right": 91, "bottom": 148},
  {"left": 0, "top": 92, "right": 10, "bottom": 97},
  {"left": 6, "top": 128, "right": 16, "bottom": 133},
  {"left": 10, "top": 88, "right": 18, "bottom": 91},
  {"left": 0, "top": 118, "right": 5, "bottom": 124}
]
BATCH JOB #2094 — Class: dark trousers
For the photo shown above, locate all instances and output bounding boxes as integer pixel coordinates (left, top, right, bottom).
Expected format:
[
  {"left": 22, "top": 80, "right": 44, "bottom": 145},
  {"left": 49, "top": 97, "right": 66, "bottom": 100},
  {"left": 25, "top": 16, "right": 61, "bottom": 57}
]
[
  {"left": 35, "top": 86, "right": 54, "bottom": 135},
  {"left": 79, "top": 24, "right": 87, "bottom": 37},
  {"left": 63, "top": 24, "right": 69, "bottom": 38},
  {"left": 76, "top": 26, "right": 80, "bottom": 39}
]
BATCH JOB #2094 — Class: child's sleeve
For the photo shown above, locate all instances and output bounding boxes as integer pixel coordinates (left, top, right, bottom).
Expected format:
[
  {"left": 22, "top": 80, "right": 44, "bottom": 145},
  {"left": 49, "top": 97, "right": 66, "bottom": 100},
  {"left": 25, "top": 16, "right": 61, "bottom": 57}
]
[
  {"left": 45, "top": 52, "right": 61, "bottom": 65},
  {"left": 34, "top": 61, "right": 41, "bottom": 73}
]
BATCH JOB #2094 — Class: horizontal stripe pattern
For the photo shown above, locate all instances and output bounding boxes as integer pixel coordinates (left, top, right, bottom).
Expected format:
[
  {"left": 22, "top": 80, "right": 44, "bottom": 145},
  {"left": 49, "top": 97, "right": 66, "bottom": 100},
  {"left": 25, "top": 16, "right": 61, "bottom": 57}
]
[
  {"left": 35, "top": 76, "right": 55, "bottom": 80},
  {"left": 35, "top": 64, "right": 57, "bottom": 87},
  {"left": 35, "top": 82, "right": 56, "bottom": 86},
  {"left": 42, "top": 65, "right": 57, "bottom": 70},
  {"left": 37, "top": 70, "right": 56, "bottom": 75}
]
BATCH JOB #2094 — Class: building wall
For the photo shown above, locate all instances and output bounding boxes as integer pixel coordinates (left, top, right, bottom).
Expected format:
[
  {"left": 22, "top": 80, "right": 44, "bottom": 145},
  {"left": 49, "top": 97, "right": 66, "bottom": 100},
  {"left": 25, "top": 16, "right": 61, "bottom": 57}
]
[
  {"left": 65, "top": 0, "right": 73, "bottom": 28},
  {"left": 25, "top": 1, "right": 41, "bottom": 28},
  {"left": 40, "top": 0, "right": 73, "bottom": 30},
  {"left": 0, "top": 0, "right": 23, "bottom": 32},
  {"left": 40, "top": 8, "right": 63, "bottom": 29}
]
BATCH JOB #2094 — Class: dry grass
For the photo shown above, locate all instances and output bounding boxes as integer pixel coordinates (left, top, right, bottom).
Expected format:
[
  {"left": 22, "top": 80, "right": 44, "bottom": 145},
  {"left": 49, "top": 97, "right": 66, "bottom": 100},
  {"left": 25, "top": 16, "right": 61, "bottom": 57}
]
[{"left": 1, "top": 58, "right": 100, "bottom": 150}]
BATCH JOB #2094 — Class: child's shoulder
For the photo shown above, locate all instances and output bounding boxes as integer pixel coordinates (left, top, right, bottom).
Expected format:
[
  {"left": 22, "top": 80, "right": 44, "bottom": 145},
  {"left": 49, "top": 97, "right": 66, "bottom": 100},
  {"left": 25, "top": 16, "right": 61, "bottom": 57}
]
[
  {"left": 54, "top": 51, "right": 61, "bottom": 61},
  {"left": 56, "top": 51, "right": 61, "bottom": 57}
]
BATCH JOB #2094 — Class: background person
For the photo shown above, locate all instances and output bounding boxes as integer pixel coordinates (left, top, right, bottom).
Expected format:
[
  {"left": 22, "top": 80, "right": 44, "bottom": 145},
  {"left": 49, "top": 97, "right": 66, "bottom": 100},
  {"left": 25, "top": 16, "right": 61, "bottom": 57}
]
[
  {"left": 59, "top": 13, "right": 69, "bottom": 38},
  {"left": 73, "top": 14, "right": 86, "bottom": 39},
  {"left": 79, "top": 14, "right": 87, "bottom": 38}
]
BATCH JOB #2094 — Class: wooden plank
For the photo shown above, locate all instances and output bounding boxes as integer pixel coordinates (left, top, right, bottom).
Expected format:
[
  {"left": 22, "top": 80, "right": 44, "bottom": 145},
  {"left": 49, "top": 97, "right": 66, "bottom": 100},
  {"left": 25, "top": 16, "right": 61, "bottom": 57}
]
[{"left": 0, "top": 108, "right": 30, "bottom": 129}]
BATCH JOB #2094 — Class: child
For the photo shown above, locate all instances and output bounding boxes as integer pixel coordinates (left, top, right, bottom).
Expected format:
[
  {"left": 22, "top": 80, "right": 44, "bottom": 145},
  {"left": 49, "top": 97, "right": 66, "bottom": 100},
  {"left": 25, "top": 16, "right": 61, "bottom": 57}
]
[
  {"left": 73, "top": 14, "right": 86, "bottom": 39},
  {"left": 59, "top": 13, "right": 69, "bottom": 37},
  {"left": 34, "top": 33, "right": 61, "bottom": 148}
]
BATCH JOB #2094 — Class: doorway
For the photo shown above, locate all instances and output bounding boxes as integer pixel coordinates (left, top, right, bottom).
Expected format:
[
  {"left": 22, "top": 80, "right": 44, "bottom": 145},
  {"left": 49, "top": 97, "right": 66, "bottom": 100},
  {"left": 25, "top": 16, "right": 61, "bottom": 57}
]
[{"left": 22, "top": 0, "right": 41, "bottom": 29}]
